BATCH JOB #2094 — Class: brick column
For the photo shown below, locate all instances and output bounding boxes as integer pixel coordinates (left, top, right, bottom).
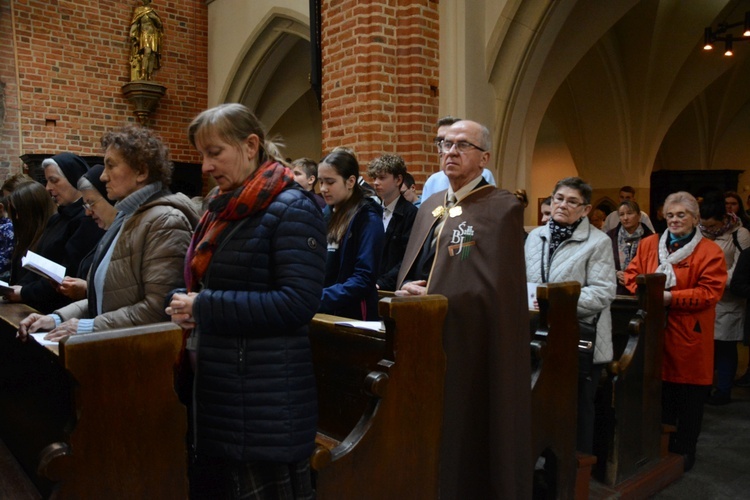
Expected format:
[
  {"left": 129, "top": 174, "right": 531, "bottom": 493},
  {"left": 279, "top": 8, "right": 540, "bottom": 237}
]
[{"left": 321, "top": 0, "right": 439, "bottom": 187}]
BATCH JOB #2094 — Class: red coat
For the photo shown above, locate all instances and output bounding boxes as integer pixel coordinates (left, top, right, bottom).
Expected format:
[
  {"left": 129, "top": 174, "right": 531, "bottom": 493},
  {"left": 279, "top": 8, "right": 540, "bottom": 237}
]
[{"left": 624, "top": 233, "right": 726, "bottom": 385}]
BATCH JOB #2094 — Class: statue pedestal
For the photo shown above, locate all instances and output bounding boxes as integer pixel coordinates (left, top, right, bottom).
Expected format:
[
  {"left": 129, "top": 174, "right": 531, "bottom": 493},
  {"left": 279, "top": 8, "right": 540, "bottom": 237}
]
[{"left": 121, "top": 81, "right": 167, "bottom": 126}]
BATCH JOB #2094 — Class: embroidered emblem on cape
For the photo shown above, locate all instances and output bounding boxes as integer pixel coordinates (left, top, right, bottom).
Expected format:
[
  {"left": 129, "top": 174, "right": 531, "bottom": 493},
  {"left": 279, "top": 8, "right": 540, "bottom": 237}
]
[{"left": 447, "top": 221, "right": 476, "bottom": 260}]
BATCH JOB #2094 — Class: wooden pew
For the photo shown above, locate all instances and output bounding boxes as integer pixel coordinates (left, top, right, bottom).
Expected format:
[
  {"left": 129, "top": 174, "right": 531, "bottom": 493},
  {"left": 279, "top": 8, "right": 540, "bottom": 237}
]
[
  {"left": 0, "top": 302, "right": 188, "bottom": 499},
  {"left": 590, "top": 273, "right": 683, "bottom": 498},
  {"left": 530, "top": 281, "right": 594, "bottom": 500},
  {"left": 309, "top": 295, "right": 448, "bottom": 499},
  {"left": 0, "top": 303, "right": 69, "bottom": 499}
]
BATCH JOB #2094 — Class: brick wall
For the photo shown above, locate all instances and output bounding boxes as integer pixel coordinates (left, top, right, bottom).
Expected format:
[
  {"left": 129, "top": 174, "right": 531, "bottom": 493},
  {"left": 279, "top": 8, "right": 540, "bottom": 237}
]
[
  {"left": 0, "top": 0, "right": 21, "bottom": 174},
  {"left": 321, "top": 0, "right": 439, "bottom": 188},
  {"left": 0, "top": 0, "right": 207, "bottom": 180}
]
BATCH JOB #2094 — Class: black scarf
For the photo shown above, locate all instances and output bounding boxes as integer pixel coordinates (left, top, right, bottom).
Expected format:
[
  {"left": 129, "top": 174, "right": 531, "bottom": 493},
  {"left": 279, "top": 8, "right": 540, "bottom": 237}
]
[{"left": 548, "top": 218, "right": 583, "bottom": 258}]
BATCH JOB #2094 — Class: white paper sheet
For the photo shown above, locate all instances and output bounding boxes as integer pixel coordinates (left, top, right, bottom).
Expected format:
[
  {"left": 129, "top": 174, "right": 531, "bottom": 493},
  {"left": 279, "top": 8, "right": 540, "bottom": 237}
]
[{"left": 334, "top": 320, "right": 385, "bottom": 332}]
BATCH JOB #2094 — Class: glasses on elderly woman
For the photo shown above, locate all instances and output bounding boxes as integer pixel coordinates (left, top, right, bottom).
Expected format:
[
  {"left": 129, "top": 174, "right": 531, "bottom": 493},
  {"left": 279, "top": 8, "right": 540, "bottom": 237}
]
[
  {"left": 551, "top": 194, "right": 584, "bottom": 208},
  {"left": 82, "top": 198, "right": 101, "bottom": 211}
]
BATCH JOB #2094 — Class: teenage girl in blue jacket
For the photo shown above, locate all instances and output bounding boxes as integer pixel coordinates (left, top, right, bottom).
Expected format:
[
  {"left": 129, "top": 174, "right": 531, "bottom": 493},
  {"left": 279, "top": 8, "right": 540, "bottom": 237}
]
[{"left": 317, "top": 149, "right": 384, "bottom": 320}]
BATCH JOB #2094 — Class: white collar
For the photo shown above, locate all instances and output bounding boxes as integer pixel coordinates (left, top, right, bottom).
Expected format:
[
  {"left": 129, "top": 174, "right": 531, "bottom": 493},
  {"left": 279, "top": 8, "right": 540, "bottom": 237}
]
[
  {"left": 447, "top": 174, "right": 484, "bottom": 203},
  {"left": 383, "top": 196, "right": 399, "bottom": 213}
]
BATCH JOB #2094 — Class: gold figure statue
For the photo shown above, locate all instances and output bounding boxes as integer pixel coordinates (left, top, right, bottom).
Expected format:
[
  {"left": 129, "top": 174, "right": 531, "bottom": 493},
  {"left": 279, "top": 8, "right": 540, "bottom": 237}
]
[{"left": 129, "top": 0, "right": 163, "bottom": 81}]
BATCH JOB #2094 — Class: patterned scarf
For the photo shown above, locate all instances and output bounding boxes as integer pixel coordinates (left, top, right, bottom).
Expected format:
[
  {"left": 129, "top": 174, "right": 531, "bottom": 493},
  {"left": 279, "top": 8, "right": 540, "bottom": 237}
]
[
  {"left": 548, "top": 217, "right": 583, "bottom": 258},
  {"left": 657, "top": 228, "right": 702, "bottom": 289},
  {"left": 617, "top": 223, "right": 645, "bottom": 268},
  {"left": 186, "top": 161, "right": 295, "bottom": 291},
  {"left": 700, "top": 212, "right": 739, "bottom": 239}
]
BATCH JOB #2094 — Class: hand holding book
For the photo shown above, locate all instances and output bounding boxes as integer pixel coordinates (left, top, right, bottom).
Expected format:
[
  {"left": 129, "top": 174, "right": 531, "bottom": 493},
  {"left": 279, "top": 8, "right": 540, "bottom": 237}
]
[
  {"left": 0, "top": 279, "right": 21, "bottom": 302},
  {"left": 21, "top": 251, "right": 66, "bottom": 285}
]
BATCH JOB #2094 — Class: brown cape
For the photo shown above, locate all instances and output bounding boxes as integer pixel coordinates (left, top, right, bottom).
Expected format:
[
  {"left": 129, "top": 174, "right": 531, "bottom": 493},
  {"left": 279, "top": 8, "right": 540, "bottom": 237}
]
[{"left": 397, "top": 184, "right": 532, "bottom": 498}]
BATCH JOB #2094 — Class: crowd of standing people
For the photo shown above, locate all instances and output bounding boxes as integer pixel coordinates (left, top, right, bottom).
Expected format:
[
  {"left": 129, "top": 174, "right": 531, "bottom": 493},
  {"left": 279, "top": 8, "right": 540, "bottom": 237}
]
[{"left": 3, "top": 105, "right": 749, "bottom": 497}]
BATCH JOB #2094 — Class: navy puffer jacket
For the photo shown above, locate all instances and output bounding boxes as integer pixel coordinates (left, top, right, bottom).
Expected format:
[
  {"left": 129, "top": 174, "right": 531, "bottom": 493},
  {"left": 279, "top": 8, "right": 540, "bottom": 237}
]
[
  {"left": 191, "top": 186, "right": 326, "bottom": 463},
  {"left": 319, "top": 199, "right": 384, "bottom": 320}
]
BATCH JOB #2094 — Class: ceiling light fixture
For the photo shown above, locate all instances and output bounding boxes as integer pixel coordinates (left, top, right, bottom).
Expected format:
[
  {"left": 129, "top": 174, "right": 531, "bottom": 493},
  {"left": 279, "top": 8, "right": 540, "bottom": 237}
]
[{"left": 703, "top": 12, "right": 750, "bottom": 56}]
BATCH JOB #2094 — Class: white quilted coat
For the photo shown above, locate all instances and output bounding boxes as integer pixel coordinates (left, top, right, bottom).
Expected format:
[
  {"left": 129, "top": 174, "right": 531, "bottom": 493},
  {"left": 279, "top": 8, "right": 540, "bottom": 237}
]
[{"left": 526, "top": 217, "right": 617, "bottom": 364}]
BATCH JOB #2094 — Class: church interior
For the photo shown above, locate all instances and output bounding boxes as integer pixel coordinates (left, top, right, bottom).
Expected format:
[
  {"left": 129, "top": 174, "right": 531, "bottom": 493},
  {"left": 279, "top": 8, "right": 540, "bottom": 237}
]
[
  {"left": 2, "top": 0, "right": 750, "bottom": 226},
  {"left": 1, "top": 0, "right": 750, "bottom": 498}
]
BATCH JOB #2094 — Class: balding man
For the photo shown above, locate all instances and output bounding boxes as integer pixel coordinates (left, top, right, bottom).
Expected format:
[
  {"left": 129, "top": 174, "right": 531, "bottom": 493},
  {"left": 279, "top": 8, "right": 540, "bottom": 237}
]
[
  {"left": 396, "top": 120, "right": 531, "bottom": 498},
  {"left": 421, "top": 116, "right": 496, "bottom": 202}
]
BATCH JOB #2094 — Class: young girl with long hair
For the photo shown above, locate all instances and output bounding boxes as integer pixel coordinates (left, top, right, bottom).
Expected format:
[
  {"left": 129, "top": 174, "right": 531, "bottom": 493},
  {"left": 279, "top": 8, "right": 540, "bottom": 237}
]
[
  {"left": 7, "top": 181, "right": 57, "bottom": 284},
  {"left": 318, "top": 149, "right": 384, "bottom": 320}
]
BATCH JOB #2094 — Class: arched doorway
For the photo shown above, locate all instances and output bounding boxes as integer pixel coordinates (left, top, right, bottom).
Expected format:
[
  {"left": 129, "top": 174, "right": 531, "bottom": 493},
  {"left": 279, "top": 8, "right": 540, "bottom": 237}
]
[{"left": 224, "top": 15, "right": 322, "bottom": 162}]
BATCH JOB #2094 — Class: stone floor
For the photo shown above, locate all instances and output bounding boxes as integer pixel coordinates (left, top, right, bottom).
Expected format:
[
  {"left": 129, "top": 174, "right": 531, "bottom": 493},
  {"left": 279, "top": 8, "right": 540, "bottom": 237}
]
[{"left": 652, "top": 382, "right": 750, "bottom": 499}]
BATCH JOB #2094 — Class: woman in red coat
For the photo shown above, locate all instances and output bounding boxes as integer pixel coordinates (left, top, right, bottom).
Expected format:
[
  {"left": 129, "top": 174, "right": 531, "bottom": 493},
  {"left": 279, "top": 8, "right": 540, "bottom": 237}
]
[{"left": 624, "top": 191, "right": 726, "bottom": 472}]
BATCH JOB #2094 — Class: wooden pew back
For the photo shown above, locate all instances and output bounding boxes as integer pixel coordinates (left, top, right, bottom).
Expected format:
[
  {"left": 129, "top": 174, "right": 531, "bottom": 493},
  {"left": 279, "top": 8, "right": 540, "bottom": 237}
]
[
  {"left": 309, "top": 314, "right": 388, "bottom": 443},
  {"left": 309, "top": 295, "right": 448, "bottom": 500},
  {"left": 597, "top": 274, "right": 672, "bottom": 489},
  {"left": 42, "top": 322, "right": 189, "bottom": 499},
  {"left": 0, "top": 303, "right": 70, "bottom": 498},
  {"left": 529, "top": 281, "right": 582, "bottom": 500},
  {"left": 0, "top": 303, "right": 188, "bottom": 499}
]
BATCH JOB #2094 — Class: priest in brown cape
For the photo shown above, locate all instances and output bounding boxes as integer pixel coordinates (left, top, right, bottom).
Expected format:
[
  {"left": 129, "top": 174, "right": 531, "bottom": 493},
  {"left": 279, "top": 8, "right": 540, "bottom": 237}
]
[{"left": 396, "top": 119, "right": 531, "bottom": 498}]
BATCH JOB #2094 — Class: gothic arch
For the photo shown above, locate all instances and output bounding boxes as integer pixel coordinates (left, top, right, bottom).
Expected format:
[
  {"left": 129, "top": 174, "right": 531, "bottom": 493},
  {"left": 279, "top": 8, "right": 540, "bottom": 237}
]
[
  {"left": 485, "top": 0, "right": 640, "bottom": 191},
  {"left": 223, "top": 10, "right": 321, "bottom": 160}
]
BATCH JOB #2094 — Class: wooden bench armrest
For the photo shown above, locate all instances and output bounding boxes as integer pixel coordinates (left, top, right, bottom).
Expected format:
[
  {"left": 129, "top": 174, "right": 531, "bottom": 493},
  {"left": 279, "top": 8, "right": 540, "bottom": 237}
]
[
  {"left": 609, "top": 314, "right": 643, "bottom": 376},
  {"left": 312, "top": 295, "right": 448, "bottom": 499}
]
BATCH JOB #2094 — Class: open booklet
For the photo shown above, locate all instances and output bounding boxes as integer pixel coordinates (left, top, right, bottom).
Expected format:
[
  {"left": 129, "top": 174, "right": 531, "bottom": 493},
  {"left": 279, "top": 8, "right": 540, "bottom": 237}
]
[
  {"left": 0, "top": 279, "right": 13, "bottom": 294},
  {"left": 333, "top": 320, "right": 385, "bottom": 333},
  {"left": 21, "top": 251, "right": 66, "bottom": 285}
]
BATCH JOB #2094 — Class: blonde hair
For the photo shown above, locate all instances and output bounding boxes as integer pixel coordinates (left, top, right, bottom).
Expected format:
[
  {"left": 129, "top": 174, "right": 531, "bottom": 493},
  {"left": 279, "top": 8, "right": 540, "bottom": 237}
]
[{"left": 188, "top": 103, "right": 282, "bottom": 165}]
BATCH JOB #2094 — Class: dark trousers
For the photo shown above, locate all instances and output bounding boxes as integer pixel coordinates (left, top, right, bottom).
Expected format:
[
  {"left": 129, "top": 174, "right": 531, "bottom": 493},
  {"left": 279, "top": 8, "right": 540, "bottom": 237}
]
[
  {"left": 577, "top": 363, "right": 602, "bottom": 454},
  {"left": 714, "top": 340, "right": 738, "bottom": 394},
  {"left": 662, "top": 382, "right": 711, "bottom": 456}
]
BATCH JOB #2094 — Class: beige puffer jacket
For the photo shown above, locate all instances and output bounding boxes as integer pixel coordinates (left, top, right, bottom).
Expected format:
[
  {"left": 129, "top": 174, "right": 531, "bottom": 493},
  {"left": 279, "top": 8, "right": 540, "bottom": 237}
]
[{"left": 56, "top": 191, "right": 199, "bottom": 330}]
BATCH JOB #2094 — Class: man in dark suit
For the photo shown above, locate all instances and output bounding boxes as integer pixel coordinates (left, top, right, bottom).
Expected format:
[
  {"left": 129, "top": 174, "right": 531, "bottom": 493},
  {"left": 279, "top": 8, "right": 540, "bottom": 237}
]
[{"left": 367, "top": 154, "right": 418, "bottom": 291}]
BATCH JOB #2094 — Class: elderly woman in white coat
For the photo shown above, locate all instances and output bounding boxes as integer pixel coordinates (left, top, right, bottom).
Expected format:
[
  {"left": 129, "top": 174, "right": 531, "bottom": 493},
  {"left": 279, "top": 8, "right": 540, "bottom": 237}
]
[{"left": 525, "top": 176, "right": 616, "bottom": 454}]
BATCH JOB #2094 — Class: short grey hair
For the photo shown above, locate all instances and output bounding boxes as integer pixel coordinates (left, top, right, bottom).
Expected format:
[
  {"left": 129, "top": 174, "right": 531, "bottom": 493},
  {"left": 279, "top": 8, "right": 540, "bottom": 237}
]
[
  {"left": 664, "top": 191, "right": 700, "bottom": 219},
  {"left": 553, "top": 177, "right": 592, "bottom": 205}
]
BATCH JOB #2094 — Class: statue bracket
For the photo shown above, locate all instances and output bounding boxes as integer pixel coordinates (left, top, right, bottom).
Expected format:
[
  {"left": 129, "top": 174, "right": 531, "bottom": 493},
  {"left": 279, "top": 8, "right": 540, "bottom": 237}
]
[{"left": 121, "top": 80, "right": 167, "bottom": 126}]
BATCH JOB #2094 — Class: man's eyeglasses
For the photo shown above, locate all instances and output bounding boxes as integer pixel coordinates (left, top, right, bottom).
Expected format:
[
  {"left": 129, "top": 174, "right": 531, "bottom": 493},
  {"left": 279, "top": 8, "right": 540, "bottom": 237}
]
[
  {"left": 551, "top": 195, "right": 584, "bottom": 208},
  {"left": 83, "top": 199, "right": 101, "bottom": 211},
  {"left": 436, "top": 140, "right": 486, "bottom": 154}
]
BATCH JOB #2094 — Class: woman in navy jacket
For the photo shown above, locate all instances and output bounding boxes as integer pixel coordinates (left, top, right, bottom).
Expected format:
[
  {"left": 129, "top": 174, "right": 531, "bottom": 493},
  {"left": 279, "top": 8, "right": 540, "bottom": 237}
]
[
  {"left": 166, "top": 103, "right": 326, "bottom": 499},
  {"left": 317, "top": 149, "right": 384, "bottom": 321}
]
